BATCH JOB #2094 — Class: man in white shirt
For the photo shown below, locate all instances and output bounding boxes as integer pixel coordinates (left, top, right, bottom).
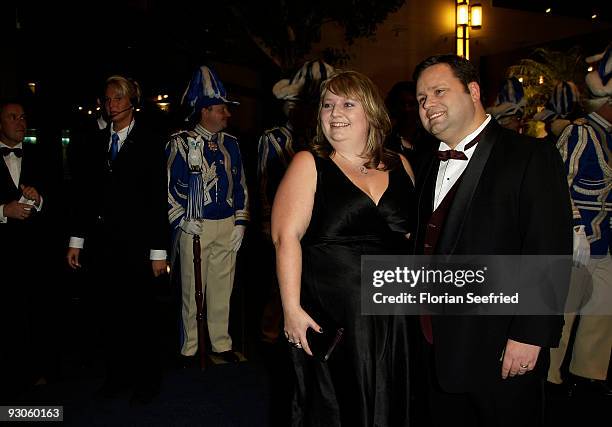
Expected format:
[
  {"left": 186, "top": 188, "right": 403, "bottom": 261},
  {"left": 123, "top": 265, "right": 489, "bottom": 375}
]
[
  {"left": 0, "top": 100, "right": 47, "bottom": 401},
  {"left": 413, "top": 54, "right": 572, "bottom": 426},
  {"left": 0, "top": 102, "right": 41, "bottom": 221},
  {"left": 66, "top": 76, "right": 169, "bottom": 405}
]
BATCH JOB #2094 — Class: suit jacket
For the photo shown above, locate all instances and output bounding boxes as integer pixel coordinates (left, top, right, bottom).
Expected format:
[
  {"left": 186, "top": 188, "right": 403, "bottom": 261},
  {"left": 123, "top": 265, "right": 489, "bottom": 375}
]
[
  {"left": 0, "top": 143, "right": 48, "bottom": 345},
  {"left": 414, "top": 119, "right": 572, "bottom": 392},
  {"left": 70, "top": 120, "right": 168, "bottom": 264},
  {"left": 0, "top": 143, "right": 46, "bottom": 245}
]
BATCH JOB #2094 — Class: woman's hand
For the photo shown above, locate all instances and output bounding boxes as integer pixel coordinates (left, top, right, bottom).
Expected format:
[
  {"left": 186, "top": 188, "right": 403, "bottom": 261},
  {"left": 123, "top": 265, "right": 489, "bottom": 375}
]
[{"left": 283, "top": 306, "right": 322, "bottom": 356}]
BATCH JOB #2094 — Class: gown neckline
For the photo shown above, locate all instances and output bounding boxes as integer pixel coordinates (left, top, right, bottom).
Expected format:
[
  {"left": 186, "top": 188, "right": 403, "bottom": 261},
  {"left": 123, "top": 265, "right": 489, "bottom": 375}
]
[{"left": 328, "top": 158, "right": 390, "bottom": 207}]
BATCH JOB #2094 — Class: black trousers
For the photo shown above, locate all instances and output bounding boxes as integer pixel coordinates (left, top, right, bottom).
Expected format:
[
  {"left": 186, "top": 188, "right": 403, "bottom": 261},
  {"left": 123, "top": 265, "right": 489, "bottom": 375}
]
[
  {"left": 0, "top": 240, "right": 58, "bottom": 403},
  {"left": 421, "top": 336, "right": 544, "bottom": 427},
  {"left": 89, "top": 240, "right": 161, "bottom": 391}
]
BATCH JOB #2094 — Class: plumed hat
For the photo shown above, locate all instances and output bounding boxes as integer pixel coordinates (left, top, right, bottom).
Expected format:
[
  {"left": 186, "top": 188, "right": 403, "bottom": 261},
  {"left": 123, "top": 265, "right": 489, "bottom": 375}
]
[
  {"left": 487, "top": 77, "right": 526, "bottom": 120},
  {"left": 272, "top": 60, "right": 335, "bottom": 101},
  {"left": 533, "top": 81, "right": 581, "bottom": 122},
  {"left": 584, "top": 44, "right": 612, "bottom": 111},
  {"left": 181, "top": 65, "right": 239, "bottom": 119}
]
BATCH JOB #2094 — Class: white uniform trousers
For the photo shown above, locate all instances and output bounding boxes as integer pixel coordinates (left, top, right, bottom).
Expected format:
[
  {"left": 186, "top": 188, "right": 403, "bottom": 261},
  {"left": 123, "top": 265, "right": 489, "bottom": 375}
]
[
  {"left": 549, "top": 255, "right": 612, "bottom": 382},
  {"left": 179, "top": 216, "right": 236, "bottom": 355}
]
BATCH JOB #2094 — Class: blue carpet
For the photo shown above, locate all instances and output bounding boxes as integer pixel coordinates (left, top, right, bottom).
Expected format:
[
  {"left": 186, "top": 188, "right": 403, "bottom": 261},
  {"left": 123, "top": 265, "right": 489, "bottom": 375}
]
[{"left": 24, "top": 363, "right": 270, "bottom": 427}]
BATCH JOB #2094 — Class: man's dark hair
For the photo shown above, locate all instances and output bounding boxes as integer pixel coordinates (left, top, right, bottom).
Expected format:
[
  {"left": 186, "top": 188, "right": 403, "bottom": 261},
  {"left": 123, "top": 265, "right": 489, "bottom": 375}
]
[
  {"left": 413, "top": 54, "right": 480, "bottom": 93},
  {"left": 0, "top": 98, "right": 25, "bottom": 116}
]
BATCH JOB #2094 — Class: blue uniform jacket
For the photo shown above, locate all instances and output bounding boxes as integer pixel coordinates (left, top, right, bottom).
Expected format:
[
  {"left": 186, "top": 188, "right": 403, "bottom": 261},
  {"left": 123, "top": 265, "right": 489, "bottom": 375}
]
[
  {"left": 167, "top": 124, "right": 249, "bottom": 242},
  {"left": 557, "top": 112, "right": 611, "bottom": 255}
]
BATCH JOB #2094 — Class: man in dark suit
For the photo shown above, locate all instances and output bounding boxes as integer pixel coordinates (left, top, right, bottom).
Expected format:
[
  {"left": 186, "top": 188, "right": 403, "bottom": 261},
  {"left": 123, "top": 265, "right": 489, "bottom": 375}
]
[
  {"left": 412, "top": 55, "right": 572, "bottom": 426},
  {"left": 0, "top": 100, "right": 48, "bottom": 401},
  {"left": 66, "top": 76, "right": 168, "bottom": 405}
]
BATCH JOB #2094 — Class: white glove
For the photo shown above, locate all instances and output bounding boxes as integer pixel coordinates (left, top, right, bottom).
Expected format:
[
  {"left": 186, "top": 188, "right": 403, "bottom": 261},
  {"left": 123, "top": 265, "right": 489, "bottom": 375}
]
[
  {"left": 572, "top": 225, "right": 590, "bottom": 268},
  {"left": 180, "top": 219, "right": 203, "bottom": 235},
  {"left": 231, "top": 225, "right": 246, "bottom": 252}
]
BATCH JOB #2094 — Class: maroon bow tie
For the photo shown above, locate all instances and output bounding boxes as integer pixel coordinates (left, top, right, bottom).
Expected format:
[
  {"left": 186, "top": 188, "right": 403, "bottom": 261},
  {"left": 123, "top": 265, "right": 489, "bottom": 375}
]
[
  {"left": 437, "top": 149, "right": 467, "bottom": 161},
  {"left": 1, "top": 147, "right": 23, "bottom": 158},
  {"left": 437, "top": 137, "right": 479, "bottom": 162}
]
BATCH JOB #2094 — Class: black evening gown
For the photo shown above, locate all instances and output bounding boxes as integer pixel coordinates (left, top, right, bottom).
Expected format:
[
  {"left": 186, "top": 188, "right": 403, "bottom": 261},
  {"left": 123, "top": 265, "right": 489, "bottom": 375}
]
[{"left": 291, "top": 155, "right": 414, "bottom": 427}]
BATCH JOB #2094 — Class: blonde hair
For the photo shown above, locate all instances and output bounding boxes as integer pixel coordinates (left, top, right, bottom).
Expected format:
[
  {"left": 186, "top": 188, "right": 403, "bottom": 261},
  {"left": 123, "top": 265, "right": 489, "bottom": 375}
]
[
  {"left": 311, "top": 70, "right": 397, "bottom": 171},
  {"left": 105, "top": 75, "right": 142, "bottom": 106}
]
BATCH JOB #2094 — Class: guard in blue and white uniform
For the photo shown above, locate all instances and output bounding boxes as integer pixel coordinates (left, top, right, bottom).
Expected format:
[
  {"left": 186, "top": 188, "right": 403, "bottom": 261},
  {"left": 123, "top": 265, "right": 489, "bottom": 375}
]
[
  {"left": 257, "top": 60, "right": 333, "bottom": 343},
  {"left": 258, "top": 60, "right": 334, "bottom": 237},
  {"left": 486, "top": 76, "right": 526, "bottom": 133},
  {"left": 549, "top": 45, "right": 612, "bottom": 396},
  {"left": 167, "top": 65, "right": 248, "bottom": 363},
  {"left": 534, "top": 80, "right": 583, "bottom": 139}
]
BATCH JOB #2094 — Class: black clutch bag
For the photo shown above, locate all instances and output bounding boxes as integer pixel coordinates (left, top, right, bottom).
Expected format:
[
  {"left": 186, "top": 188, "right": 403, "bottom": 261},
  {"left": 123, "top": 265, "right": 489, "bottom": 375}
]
[{"left": 306, "top": 327, "right": 344, "bottom": 362}]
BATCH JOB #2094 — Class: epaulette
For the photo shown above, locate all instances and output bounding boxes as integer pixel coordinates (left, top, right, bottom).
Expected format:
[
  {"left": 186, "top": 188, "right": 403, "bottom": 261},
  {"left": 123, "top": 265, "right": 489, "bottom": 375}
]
[
  {"left": 169, "top": 129, "right": 200, "bottom": 147},
  {"left": 219, "top": 131, "right": 239, "bottom": 142},
  {"left": 263, "top": 126, "right": 283, "bottom": 135},
  {"left": 171, "top": 129, "right": 199, "bottom": 139},
  {"left": 262, "top": 126, "right": 291, "bottom": 143}
]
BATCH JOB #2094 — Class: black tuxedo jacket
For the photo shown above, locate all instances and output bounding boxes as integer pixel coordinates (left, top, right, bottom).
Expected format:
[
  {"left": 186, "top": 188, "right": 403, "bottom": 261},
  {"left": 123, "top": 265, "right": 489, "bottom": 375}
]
[
  {"left": 414, "top": 119, "right": 572, "bottom": 392},
  {"left": 70, "top": 120, "right": 168, "bottom": 263},
  {"left": 0, "top": 143, "right": 46, "bottom": 244},
  {"left": 0, "top": 142, "right": 48, "bottom": 337}
]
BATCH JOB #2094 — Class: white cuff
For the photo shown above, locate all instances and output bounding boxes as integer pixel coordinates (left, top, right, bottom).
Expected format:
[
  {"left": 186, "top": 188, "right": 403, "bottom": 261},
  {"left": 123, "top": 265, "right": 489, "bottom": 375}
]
[
  {"left": 69, "top": 236, "right": 85, "bottom": 249},
  {"left": 0, "top": 204, "right": 6, "bottom": 223},
  {"left": 150, "top": 249, "right": 167, "bottom": 261}
]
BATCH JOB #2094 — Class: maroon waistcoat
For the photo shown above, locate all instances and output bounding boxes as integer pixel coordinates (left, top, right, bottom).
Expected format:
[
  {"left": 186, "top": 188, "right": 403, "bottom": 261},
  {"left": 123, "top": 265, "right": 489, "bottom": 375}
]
[{"left": 420, "top": 176, "right": 463, "bottom": 344}]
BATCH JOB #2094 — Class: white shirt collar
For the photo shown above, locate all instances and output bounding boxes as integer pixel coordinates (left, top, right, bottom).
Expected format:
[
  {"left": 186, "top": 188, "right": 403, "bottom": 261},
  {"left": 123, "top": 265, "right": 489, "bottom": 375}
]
[
  {"left": 0, "top": 140, "right": 23, "bottom": 149},
  {"left": 110, "top": 120, "right": 135, "bottom": 141},
  {"left": 438, "top": 114, "right": 491, "bottom": 152}
]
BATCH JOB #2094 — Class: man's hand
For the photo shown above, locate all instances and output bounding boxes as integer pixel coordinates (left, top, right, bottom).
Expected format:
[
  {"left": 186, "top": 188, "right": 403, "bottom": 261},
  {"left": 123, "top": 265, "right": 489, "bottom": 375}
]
[
  {"left": 231, "top": 225, "right": 246, "bottom": 252},
  {"left": 180, "top": 219, "right": 203, "bottom": 235},
  {"left": 501, "top": 339, "right": 540, "bottom": 379},
  {"left": 67, "top": 247, "right": 81, "bottom": 269},
  {"left": 20, "top": 184, "right": 41, "bottom": 206},
  {"left": 3, "top": 200, "right": 34, "bottom": 220},
  {"left": 572, "top": 225, "right": 590, "bottom": 268},
  {"left": 152, "top": 260, "right": 168, "bottom": 277}
]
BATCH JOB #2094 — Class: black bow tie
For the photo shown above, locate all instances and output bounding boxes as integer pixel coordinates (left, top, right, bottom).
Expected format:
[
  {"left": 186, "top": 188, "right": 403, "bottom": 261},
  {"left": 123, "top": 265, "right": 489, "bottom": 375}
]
[{"left": 1, "top": 147, "right": 23, "bottom": 158}]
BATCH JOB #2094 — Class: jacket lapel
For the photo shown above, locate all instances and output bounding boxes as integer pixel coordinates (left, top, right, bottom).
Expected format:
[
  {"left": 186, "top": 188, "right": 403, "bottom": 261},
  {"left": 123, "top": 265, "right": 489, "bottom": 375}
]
[
  {"left": 0, "top": 156, "right": 17, "bottom": 191},
  {"left": 119, "top": 122, "right": 138, "bottom": 156},
  {"left": 17, "top": 144, "right": 31, "bottom": 187},
  {"left": 106, "top": 121, "right": 138, "bottom": 159},
  {"left": 436, "top": 121, "right": 499, "bottom": 255},
  {"left": 415, "top": 153, "right": 439, "bottom": 253}
]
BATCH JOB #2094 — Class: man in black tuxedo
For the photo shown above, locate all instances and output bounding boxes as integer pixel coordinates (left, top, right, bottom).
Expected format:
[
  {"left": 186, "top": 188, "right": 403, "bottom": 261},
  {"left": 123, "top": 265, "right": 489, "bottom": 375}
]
[
  {"left": 0, "top": 100, "right": 49, "bottom": 401},
  {"left": 66, "top": 76, "right": 168, "bottom": 405},
  {"left": 412, "top": 55, "right": 572, "bottom": 426}
]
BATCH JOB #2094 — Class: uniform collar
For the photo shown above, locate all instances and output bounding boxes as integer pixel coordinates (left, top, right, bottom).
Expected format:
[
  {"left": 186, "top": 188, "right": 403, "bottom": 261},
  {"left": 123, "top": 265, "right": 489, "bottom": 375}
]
[{"left": 194, "top": 124, "right": 216, "bottom": 141}]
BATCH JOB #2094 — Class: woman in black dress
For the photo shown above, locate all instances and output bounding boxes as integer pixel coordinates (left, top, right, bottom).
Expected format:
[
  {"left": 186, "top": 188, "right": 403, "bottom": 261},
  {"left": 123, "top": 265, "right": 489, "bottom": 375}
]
[{"left": 272, "top": 71, "right": 415, "bottom": 426}]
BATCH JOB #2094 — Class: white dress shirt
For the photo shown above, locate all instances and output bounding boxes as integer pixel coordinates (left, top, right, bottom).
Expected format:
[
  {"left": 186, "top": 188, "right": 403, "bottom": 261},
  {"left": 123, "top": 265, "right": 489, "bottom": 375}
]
[
  {"left": 434, "top": 115, "right": 491, "bottom": 211},
  {"left": 68, "top": 121, "right": 166, "bottom": 261},
  {"left": 107, "top": 120, "right": 133, "bottom": 152},
  {"left": 1, "top": 141, "right": 22, "bottom": 188}
]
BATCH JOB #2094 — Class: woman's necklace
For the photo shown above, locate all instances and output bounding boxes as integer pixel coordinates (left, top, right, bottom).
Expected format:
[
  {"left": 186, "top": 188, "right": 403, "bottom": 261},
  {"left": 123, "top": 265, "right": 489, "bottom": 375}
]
[{"left": 335, "top": 151, "right": 368, "bottom": 175}]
